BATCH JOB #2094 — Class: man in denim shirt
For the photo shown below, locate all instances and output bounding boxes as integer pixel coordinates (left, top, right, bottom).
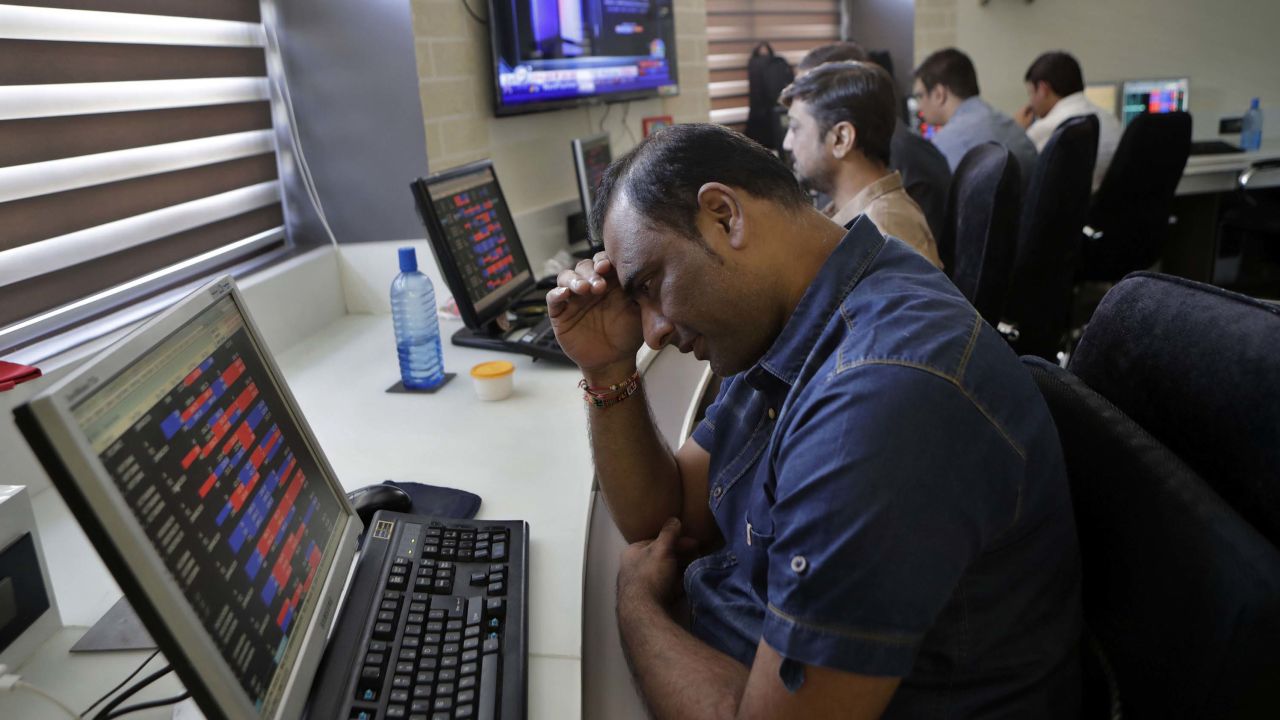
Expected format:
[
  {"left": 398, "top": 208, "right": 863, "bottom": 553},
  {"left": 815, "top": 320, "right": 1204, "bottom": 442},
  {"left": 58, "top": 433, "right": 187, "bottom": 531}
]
[{"left": 549, "top": 123, "right": 1081, "bottom": 718}]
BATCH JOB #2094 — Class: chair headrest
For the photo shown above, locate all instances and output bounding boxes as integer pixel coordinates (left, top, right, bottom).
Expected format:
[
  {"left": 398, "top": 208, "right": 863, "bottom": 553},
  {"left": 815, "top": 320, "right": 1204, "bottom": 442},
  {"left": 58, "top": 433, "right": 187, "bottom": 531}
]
[{"left": 1070, "top": 272, "right": 1280, "bottom": 545}]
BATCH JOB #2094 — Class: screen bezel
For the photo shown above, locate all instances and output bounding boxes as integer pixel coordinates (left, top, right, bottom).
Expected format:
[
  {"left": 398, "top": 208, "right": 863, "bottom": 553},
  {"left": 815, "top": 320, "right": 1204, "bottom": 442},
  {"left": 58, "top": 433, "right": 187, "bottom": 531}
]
[
  {"left": 15, "top": 277, "right": 362, "bottom": 720},
  {"left": 411, "top": 159, "right": 535, "bottom": 331},
  {"left": 484, "top": 0, "right": 681, "bottom": 117},
  {"left": 571, "top": 133, "right": 611, "bottom": 216}
]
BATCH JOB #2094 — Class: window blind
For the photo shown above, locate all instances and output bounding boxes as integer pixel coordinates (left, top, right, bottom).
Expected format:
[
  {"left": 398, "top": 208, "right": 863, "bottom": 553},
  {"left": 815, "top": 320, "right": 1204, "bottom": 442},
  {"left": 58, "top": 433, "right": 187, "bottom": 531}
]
[
  {"left": 705, "top": 0, "right": 840, "bottom": 132},
  {"left": 0, "top": 0, "right": 285, "bottom": 349}
]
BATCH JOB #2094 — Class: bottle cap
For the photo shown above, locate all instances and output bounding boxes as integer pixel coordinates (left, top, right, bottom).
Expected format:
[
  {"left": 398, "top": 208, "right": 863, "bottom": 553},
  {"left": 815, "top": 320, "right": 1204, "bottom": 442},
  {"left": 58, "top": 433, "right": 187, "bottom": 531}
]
[
  {"left": 398, "top": 247, "right": 418, "bottom": 273},
  {"left": 1252, "top": 97, "right": 1260, "bottom": 109}
]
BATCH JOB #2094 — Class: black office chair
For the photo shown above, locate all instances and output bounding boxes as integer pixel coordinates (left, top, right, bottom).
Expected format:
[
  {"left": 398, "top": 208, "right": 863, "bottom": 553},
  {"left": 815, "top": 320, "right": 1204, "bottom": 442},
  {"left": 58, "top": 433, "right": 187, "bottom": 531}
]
[
  {"left": 1024, "top": 355, "right": 1280, "bottom": 719},
  {"left": 938, "top": 142, "right": 1022, "bottom": 325},
  {"left": 1078, "top": 111, "right": 1192, "bottom": 282},
  {"left": 1003, "top": 114, "right": 1099, "bottom": 360},
  {"left": 1069, "top": 272, "right": 1280, "bottom": 548},
  {"left": 1213, "top": 159, "right": 1280, "bottom": 297}
]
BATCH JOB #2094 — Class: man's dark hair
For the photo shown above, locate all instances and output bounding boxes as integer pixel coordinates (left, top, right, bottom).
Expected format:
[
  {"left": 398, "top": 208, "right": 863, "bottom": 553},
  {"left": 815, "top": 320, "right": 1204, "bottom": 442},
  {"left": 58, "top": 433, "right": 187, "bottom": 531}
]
[
  {"left": 1024, "top": 51, "right": 1085, "bottom": 98},
  {"left": 589, "top": 124, "right": 810, "bottom": 245},
  {"left": 797, "top": 41, "right": 869, "bottom": 72},
  {"left": 779, "top": 61, "right": 895, "bottom": 167},
  {"left": 913, "top": 47, "right": 980, "bottom": 99}
]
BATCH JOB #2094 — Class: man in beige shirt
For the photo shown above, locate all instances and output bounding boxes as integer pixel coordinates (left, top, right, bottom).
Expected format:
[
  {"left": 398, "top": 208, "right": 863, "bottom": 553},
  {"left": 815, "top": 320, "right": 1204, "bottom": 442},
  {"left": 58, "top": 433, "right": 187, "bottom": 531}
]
[{"left": 782, "top": 61, "right": 942, "bottom": 269}]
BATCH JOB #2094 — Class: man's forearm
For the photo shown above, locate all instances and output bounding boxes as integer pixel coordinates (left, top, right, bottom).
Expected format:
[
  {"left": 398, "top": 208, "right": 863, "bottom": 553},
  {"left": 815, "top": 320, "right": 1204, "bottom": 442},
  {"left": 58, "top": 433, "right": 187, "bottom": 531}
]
[
  {"left": 585, "top": 362, "right": 683, "bottom": 542},
  {"left": 618, "top": 590, "right": 749, "bottom": 720}
]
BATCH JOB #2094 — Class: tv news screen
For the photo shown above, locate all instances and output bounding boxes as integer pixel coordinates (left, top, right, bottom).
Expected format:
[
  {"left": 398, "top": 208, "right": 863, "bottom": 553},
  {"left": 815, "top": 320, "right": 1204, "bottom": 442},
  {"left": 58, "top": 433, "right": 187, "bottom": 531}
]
[{"left": 487, "top": 0, "right": 680, "bottom": 116}]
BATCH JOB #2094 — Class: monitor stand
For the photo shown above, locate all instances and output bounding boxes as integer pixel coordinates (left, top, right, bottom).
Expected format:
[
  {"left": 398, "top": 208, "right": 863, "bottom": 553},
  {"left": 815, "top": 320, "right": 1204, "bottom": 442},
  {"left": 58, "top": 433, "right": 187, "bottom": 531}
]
[{"left": 451, "top": 322, "right": 515, "bottom": 353}]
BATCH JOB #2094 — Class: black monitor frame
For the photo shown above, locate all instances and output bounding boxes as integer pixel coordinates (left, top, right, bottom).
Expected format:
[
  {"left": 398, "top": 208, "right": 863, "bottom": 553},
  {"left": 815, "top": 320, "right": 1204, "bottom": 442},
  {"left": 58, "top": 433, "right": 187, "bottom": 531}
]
[
  {"left": 571, "top": 133, "right": 611, "bottom": 217},
  {"left": 410, "top": 159, "right": 536, "bottom": 337}
]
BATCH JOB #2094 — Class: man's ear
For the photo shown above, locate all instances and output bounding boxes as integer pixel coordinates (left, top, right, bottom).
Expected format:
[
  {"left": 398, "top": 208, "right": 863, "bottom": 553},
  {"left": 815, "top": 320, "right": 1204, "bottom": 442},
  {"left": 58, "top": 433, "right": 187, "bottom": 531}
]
[
  {"left": 696, "top": 182, "right": 746, "bottom": 250},
  {"left": 829, "top": 121, "right": 856, "bottom": 160}
]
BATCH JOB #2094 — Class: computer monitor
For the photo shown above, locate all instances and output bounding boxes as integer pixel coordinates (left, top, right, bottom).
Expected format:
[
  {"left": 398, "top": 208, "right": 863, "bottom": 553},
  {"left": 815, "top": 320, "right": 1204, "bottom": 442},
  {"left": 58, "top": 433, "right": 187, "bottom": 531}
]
[
  {"left": 410, "top": 160, "right": 536, "bottom": 335},
  {"left": 1121, "top": 77, "right": 1189, "bottom": 126},
  {"left": 1084, "top": 81, "right": 1120, "bottom": 119},
  {"left": 14, "top": 278, "right": 361, "bottom": 719},
  {"left": 571, "top": 133, "right": 612, "bottom": 217}
]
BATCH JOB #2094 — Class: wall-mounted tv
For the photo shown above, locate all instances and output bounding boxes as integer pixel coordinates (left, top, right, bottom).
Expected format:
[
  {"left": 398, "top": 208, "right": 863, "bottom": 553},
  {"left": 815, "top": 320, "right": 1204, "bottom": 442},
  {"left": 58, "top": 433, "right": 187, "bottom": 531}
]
[{"left": 487, "top": 0, "right": 679, "bottom": 116}]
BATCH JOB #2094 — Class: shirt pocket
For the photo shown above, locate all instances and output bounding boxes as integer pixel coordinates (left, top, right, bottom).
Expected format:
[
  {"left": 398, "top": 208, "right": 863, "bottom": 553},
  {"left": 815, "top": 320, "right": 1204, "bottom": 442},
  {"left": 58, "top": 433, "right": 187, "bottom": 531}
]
[{"left": 744, "top": 495, "right": 776, "bottom": 601}]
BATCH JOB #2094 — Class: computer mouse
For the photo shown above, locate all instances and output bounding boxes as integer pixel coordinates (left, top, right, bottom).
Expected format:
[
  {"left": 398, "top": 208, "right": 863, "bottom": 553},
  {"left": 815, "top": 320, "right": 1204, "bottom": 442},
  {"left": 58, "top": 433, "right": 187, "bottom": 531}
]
[{"left": 346, "top": 483, "right": 413, "bottom": 526}]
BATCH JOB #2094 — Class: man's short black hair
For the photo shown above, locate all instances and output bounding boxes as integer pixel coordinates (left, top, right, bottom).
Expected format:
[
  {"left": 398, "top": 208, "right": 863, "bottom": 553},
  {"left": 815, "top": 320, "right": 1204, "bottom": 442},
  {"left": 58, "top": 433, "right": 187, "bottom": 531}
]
[
  {"left": 1024, "top": 51, "right": 1085, "bottom": 98},
  {"left": 589, "top": 124, "right": 810, "bottom": 245},
  {"left": 913, "top": 47, "right": 980, "bottom": 99},
  {"left": 779, "top": 61, "right": 896, "bottom": 167},
  {"left": 798, "top": 41, "right": 869, "bottom": 72}
]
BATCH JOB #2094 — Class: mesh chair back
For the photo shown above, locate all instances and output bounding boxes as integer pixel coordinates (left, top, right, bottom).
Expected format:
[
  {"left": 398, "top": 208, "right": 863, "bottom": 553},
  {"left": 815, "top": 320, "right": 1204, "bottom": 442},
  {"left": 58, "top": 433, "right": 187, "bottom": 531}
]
[
  {"left": 1025, "top": 356, "right": 1280, "bottom": 719},
  {"left": 1070, "top": 272, "right": 1280, "bottom": 547},
  {"left": 1006, "top": 114, "right": 1100, "bottom": 359},
  {"left": 1081, "top": 112, "right": 1192, "bottom": 281},
  {"left": 940, "top": 142, "right": 1022, "bottom": 324}
]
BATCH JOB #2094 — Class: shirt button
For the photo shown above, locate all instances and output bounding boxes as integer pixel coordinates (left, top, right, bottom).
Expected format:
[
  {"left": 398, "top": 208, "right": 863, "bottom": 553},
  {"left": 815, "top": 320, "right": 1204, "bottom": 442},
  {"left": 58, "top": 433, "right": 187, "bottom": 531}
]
[
  {"left": 790, "top": 555, "right": 808, "bottom": 574},
  {"left": 767, "top": 408, "right": 776, "bottom": 420},
  {"left": 712, "top": 486, "right": 723, "bottom": 499}
]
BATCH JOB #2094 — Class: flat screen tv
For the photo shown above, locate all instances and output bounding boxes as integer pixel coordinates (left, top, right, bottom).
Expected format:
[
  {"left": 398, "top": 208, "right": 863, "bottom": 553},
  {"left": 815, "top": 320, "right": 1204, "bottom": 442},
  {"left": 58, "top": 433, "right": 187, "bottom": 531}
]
[{"left": 487, "top": 0, "right": 679, "bottom": 116}]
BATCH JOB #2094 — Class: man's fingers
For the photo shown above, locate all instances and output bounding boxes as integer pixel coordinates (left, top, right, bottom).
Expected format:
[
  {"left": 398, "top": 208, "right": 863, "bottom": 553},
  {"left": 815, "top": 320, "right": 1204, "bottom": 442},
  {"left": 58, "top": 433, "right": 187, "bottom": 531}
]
[
  {"left": 546, "top": 286, "right": 571, "bottom": 318},
  {"left": 652, "top": 517, "right": 682, "bottom": 551}
]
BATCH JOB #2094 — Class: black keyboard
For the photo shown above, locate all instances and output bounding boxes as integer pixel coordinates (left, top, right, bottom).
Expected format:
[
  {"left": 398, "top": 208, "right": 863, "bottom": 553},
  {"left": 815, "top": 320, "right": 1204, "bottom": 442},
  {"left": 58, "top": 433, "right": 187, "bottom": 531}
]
[
  {"left": 513, "top": 318, "right": 567, "bottom": 360},
  {"left": 313, "top": 516, "right": 528, "bottom": 720},
  {"left": 1189, "top": 140, "right": 1244, "bottom": 156}
]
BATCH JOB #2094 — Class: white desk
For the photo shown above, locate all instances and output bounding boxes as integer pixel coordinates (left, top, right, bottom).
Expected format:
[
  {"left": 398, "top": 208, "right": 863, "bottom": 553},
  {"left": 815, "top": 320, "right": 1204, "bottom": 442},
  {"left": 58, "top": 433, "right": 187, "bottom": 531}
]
[
  {"left": 0, "top": 298, "right": 708, "bottom": 718},
  {"left": 1176, "top": 139, "right": 1280, "bottom": 196}
]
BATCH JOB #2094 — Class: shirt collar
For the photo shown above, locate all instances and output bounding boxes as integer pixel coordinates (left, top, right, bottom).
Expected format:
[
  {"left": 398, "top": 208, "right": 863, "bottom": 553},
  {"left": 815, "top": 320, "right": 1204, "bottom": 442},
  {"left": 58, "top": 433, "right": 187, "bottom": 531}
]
[
  {"left": 743, "top": 217, "right": 886, "bottom": 400},
  {"left": 830, "top": 171, "right": 904, "bottom": 227},
  {"left": 951, "top": 95, "right": 989, "bottom": 122}
]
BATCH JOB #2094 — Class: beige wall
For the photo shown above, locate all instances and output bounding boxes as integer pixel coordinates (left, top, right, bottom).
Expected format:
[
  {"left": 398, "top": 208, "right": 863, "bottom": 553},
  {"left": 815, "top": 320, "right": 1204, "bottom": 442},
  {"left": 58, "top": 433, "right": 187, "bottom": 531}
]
[
  {"left": 409, "top": 0, "right": 710, "bottom": 217},
  {"left": 915, "top": 0, "right": 1280, "bottom": 140}
]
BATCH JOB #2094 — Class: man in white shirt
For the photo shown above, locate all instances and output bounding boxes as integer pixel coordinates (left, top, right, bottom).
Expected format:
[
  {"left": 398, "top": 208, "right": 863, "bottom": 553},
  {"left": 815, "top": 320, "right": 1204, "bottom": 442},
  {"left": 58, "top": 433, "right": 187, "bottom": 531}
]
[{"left": 1016, "top": 51, "right": 1120, "bottom": 191}]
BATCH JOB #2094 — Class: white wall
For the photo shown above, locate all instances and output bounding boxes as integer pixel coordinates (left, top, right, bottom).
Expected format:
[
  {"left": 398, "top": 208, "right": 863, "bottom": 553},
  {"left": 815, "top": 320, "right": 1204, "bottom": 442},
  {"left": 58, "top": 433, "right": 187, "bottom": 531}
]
[{"left": 953, "top": 0, "right": 1280, "bottom": 140}]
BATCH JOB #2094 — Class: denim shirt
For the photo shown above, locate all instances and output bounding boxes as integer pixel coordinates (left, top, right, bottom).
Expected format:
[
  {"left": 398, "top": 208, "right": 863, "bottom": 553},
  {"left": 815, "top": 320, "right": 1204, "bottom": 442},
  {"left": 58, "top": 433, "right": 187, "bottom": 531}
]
[{"left": 687, "top": 219, "right": 1081, "bottom": 717}]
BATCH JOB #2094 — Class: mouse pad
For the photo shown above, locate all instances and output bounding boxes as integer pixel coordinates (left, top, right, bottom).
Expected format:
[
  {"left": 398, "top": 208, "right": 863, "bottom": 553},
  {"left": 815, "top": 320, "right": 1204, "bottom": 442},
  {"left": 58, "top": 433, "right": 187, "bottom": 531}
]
[{"left": 382, "top": 480, "right": 481, "bottom": 519}]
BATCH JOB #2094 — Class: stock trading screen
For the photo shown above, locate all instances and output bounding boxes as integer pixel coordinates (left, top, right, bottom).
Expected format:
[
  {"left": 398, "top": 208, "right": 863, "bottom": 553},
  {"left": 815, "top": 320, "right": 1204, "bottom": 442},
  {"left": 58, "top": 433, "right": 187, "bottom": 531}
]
[
  {"left": 431, "top": 171, "right": 530, "bottom": 308},
  {"left": 73, "top": 296, "right": 345, "bottom": 713}
]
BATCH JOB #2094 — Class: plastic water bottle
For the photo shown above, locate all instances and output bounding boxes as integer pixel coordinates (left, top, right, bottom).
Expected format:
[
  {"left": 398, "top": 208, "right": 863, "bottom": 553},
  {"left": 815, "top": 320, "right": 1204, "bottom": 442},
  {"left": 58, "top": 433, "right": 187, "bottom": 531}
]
[
  {"left": 391, "top": 247, "right": 446, "bottom": 389},
  {"left": 1241, "top": 98, "right": 1263, "bottom": 151}
]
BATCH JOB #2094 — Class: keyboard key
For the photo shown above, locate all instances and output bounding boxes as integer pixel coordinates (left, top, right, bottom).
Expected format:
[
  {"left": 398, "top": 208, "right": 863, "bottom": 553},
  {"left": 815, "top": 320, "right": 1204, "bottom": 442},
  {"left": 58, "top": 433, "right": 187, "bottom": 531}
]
[
  {"left": 461, "top": 650, "right": 478, "bottom": 664},
  {"left": 409, "top": 602, "right": 427, "bottom": 613},
  {"left": 458, "top": 675, "right": 477, "bottom": 689},
  {"left": 419, "top": 656, "right": 438, "bottom": 671},
  {"left": 365, "top": 652, "right": 385, "bottom": 666},
  {"left": 477, "top": 653, "right": 498, "bottom": 720},
  {"left": 396, "top": 661, "right": 414, "bottom": 675},
  {"left": 437, "top": 668, "right": 457, "bottom": 683},
  {"left": 368, "top": 640, "right": 388, "bottom": 654},
  {"left": 377, "top": 610, "right": 397, "bottom": 623},
  {"left": 373, "top": 622, "right": 394, "bottom": 639},
  {"left": 469, "top": 571, "right": 487, "bottom": 586},
  {"left": 436, "top": 682, "right": 455, "bottom": 697},
  {"left": 460, "top": 663, "right": 477, "bottom": 678},
  {"left": 456, "top": 703, "right": 474, "bottom": 719},
  {"left": 464, "top": 626, "right": 479, "bottom": 639},
  {"left": 423, "top": 633, "right": 441, "bottom": 645},
  {"left": 404, "top": 624, "right": 422, "bottom": 637},
  {"left": 398, "top": 648, "right": 418, "bottom": 661},
  {"left": 407, "top": 612, "right": 425, "bottom": 624},
  {"left": 386, "top": 705, "right": 406, "bottom": 719},
  {"left": 466, "top": 597, "right": 483, "bottom": 626},
  {"left": 462, "top": 637, "right": 479, "bottom": 651},
  {"left": 433, "top": 697, "right": 453, "bottom": 712},
  {"left": 444, "top": 631, "right": 461, "bottom": 644},
  {"left": 381, "top": 599, "right": 399, "bottom": 611},
  {"left": 440, "top": 656, "right": 459, "bottom": 669},
  {"left": 415, "top": 670, "right": 435, "bottom": 686},
  {"left": 412, "top": 684, "right": 432, "bottom": 699},
  {"left": 433, "top": 579, "right": 452, "bottom": 592},
  {"left": 427, "top": 609, "right": 446, "bottom": 621},
  {"left": 482, "top": 637, "right": 500, "bottom": 655},
  {"left": 491, "top": 542, "right": 506, "bottom": 561},
  {"left": 486, "top": 581, "right": 505, "bottom": 596},
  {"left": 458, "top": 688, "right": 476, "bottom": 705},
  {"left": 410, "top": 700, "right": 432, "bottom": 715},
  {"left": 442, "top": 643, "right": 460, "bottom": 656},
  {"left": 392, "top": 675, "right": 411, "bottom": 689},
  {"left": 446, "top": 620, "right": 464, "bottom": 632},
  {"left": 390, "top": 689, "right": 409, "bottom": 703}
]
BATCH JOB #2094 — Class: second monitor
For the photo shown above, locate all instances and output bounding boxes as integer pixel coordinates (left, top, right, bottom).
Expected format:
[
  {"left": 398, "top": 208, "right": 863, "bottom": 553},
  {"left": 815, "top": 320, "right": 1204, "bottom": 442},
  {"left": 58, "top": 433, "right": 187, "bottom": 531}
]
[
  {"left": 1121, "top": 77, "right": 1189, "bottom": 126},
  {"left": 410, "top": 160, "right": 571, "bottom": 364}
]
